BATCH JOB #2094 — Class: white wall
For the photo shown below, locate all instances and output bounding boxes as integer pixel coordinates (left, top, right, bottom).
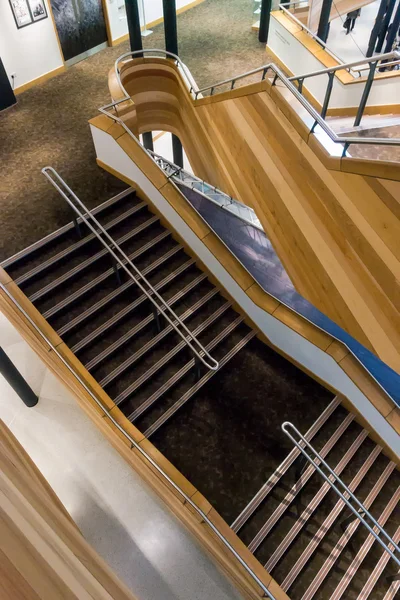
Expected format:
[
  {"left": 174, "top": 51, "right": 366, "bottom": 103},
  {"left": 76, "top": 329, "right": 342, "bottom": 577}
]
[
  {"left": 0, "top": 0, "right": 63, "bottom": 89},
  {"left": 268, "top": 14, "right": 400, "bottom": 109},
  {"left": 104, "top": 0, "right": 197, "bottom": 43}
]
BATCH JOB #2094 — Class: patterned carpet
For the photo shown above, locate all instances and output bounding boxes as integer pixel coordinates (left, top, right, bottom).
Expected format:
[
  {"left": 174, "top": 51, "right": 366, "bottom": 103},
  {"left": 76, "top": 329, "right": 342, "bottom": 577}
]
[{"left": 0, "top": 0, "right": 269, "bottom": 261}]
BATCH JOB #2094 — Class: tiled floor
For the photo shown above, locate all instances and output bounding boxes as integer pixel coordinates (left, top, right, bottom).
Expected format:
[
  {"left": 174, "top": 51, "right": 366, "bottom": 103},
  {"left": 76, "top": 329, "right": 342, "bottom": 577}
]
[
  {"left": 327, "top": 1, "right": 380, "bottom": 63},
  {"left": 0, "top": 311, "right": 242, "bottom": 600}
]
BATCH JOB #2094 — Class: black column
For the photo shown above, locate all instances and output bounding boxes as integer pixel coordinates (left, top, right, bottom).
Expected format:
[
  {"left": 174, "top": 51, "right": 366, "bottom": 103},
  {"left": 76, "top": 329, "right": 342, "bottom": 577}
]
[
  {"left": 172, "top": 134, "right": 184, "bottom": 167},
  {"left": 162, "top": 0, "right": 178, "bottom": 55},
  {"left": 0, "top": 57, "right": 16, "bottom": 112},
  {"left": 383, "top": 3, "right": 400, "bottom": 55},
  {"left": 376, "top": 0, "right": 396, "bottom": 53},
  {"left": 259, "top": 0, "right": 272, "bottom": 43},
  {"left": 317, "top": 0, "right": 333, "bottom": 43},
  {"left": 367, "top": 0, "right": 389, "bottom": 56},
  {"left": 142, "top": 132, "right": 154, "bottom": 151},
  {"left": 125, "top": 0, "right": 143, "bottom": 53},
  {"left": 0, "top": 348, "right": 38, "bottom": 408}
]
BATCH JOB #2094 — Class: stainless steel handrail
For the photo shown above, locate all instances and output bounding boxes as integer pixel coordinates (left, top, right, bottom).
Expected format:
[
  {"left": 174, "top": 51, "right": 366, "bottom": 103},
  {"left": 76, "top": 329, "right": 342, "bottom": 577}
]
[
  {"left": 112, "top": 49, "right": 400, "bottom": 154},
  {"left": 278, "top": 4, "right": 348, "bottom": 68},
  {"left": 0, "top": 282, "right": 277, "bottom": 600},
  {"left": 282, "top": 421, "right": 400, "bottom": 567},
  {"left": 149, "top": 151, "right": 264, "bottom": 230},
  {"left": 41, "top": 166, "right": 218, "bottom": 372},
  {"left": 287, "top": 51, "right": 400, "bottom": 81},
  {"left": 353, "top": 59, "right": 400, "bottom": 72}
]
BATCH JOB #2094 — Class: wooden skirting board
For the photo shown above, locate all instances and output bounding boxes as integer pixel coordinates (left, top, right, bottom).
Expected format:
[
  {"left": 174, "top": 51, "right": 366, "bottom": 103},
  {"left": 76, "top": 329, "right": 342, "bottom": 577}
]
[
  {"left": 0, "top": 419, "right": 139, "bottom": 599},
  {"left": 13, "top": 65, "right": 66, "bottom": 95},
  {"left": 106, "top": 57, "right": 400, "bottom": 379}
]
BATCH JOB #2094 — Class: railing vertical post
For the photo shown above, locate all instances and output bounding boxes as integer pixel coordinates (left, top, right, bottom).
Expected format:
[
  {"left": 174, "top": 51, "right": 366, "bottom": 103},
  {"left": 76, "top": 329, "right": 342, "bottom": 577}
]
[
  {"left": 125, "top": 0, "right": 143, "bottom": 55},
  {"left": 71, "top": 210, "right": 82, "bottom": 239},
  {"left": 259, "top": 0, "right": 272, "bottom": 43},
  {"left": 153, "top": 306, "right": 162, "bottom": 333},
  {"left": 0, "top": 347, "right": 38, "bottom": 408},
  {"left": 354, "top": 61, "right": 377, "bottom": 126},
  {"left": 321, "top": 71, "right": 335, "bottom": 118},
  {"left": 162, "top": 0, "right": 178, "bottom": 56},
  {"left": 317, "top": 0, "right": 333, "bottom": 43}
]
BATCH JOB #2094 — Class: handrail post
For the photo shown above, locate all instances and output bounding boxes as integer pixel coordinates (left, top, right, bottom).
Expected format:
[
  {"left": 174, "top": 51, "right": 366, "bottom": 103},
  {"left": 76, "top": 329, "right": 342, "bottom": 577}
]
[
  {"left": 321, "top": 71, "right": 335, "bottom": 119},
  {"left": 354, "top": 60, "right": 377, "bottom": 126}
]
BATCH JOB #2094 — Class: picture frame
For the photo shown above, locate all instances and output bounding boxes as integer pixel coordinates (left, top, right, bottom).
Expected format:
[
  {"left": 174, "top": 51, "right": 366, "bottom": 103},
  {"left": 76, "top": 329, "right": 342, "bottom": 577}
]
[
  {"left": 8, "top": 0, "right": 48, "bottom": 29},
  {"left": 27, "top": 0, "right": 48, "bottom": 23},
  {"left": 8, "top": 0, "right": 33, "bottom": 29}
]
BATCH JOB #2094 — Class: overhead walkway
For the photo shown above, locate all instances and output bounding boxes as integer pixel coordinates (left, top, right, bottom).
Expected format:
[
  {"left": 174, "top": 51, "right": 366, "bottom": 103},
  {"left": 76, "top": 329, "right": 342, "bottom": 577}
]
[{"left": 107, "top": 51, "right": 400, "bottom": 375}]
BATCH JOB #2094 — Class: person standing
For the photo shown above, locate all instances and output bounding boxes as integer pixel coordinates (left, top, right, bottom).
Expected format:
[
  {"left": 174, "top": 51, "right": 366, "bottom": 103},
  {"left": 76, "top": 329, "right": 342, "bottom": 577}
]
[{"left": 343, "top": 8, "right": 361, "bottom": 34}]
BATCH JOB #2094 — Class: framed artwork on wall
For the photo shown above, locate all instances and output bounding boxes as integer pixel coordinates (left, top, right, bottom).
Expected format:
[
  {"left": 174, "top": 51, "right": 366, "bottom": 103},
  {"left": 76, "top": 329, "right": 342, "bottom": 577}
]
[
  {"left": 28, "top": 0, "right": 48, "bottom": 22},
  {"left": 8, "top": 0, "right": 33, "bottom": 28},
  {"left": 8, "top": 0, "right": 48, "bottom": 29}
]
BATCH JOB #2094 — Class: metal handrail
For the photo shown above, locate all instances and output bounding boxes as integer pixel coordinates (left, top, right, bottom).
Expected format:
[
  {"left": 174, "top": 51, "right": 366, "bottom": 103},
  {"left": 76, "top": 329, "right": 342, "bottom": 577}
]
[
  {"left": 282, "top": 422, "right": 400, "bottom": 567},
  {"left": 353, "top": 59, "right": 400, "bottom": 72},
  {"left": 41, "top": 166, "right": 219, "bottom": 372},
  {"left": 112, "top": 49, "right": 400, "bottom": 155},
  {"left": 149, "top": 151, "right": 264, "bottom": 230},
  {"left": 0, "top": 283, "right": 277, "bottom": 600},
  {"left": 278, "top": 4, "right": 348, "bottom": 68}
]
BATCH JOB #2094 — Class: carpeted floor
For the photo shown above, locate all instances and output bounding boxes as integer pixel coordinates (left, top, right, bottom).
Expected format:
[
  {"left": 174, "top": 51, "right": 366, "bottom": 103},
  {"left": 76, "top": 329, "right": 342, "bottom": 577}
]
[{"left": 0, "top": 0, "right": 270, "bottom": 261}]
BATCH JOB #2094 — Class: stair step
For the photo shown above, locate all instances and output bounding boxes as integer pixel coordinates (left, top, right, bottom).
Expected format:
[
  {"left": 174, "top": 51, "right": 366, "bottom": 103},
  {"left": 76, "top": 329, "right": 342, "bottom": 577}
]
[
  {"left": 247, "top": 412, "right": 356, "bottom": 554},
  {"left": 328, "top": 486, "right": 400, "bottom": 600},
  {"left": 264, "top": 428, "right": 371, "bottom": 573},
  {"left": 114, "top": 300, "right": 232, "bottom": 407},
  {"left": 295, "top": 460, "right": 396, "bottom": 599},
  {"left": 57, "top": 248, "right": 188, "bottom": 338},
  {"left": 14, "top": 201, "right": 146, "bottom": 287},
  {"left": 270, "top": 440, "right": 382, "bottom": 587},
  {"left": 85, "top": 272, "right": 210, "bottom": 372},
  {"left": 99, "top": 285, "right": 218, "bottom": 388},
  {"left": 231, "top": 395, "right": 341, "bottom": 534},
  {"left": 41, "top": 230, "right": 175, "bottom": 319},
  {"left": 27, "top": 213, "right": 159, "bottom": 302},
  {"left": 1, "top": 187, "right": 134, "bottom": 273},
  {"left": 356, "top": 525, "right": 400, "bottom": 599}
]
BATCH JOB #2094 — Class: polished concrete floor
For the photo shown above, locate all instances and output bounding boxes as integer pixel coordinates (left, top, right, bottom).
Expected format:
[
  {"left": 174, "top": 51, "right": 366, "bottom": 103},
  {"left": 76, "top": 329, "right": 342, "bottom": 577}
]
[{"left": 0, "top": 311, "right": 243, "bottom": 600}]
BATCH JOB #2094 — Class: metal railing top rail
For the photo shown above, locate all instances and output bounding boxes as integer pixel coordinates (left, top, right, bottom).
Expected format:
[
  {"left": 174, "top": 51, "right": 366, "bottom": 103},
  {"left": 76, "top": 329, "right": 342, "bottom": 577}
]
[
  {"left": 278, "top": 4, "right": 347, "bottom": 68},
  {"left": 353, "top": 59, "right": 400, "bottom": 72},
  {"left": 41, "top": 166, "right": 219, "bottom": 372},
  {"left": 282, "top": 421, "right": 400, "bottom": 568},
  {"left": 148, "top": 151, "right": 264, "bottom": 231},
  {"left": 0, "top": 283, "right": 277, "bottom": 600},
  {"left": 287, "top": 50, "right": 400, "bottom": 82},
  {"left": 113, "top": 49, "right": 400, "bottom": 153}
]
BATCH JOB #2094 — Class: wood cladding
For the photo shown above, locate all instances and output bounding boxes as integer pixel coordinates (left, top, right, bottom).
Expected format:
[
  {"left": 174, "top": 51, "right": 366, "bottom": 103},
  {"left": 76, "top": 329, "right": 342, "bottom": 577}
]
[
  {"left": 0, "top": 419, "right": 139, "bottom": 600},
  {"left": 112, "top": 58, "right": 400, "bottom": 375}
]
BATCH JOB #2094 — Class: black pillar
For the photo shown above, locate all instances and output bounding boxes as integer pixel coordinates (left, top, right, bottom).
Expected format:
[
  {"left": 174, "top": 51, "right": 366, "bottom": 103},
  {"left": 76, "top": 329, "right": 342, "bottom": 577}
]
[
  {"left": 0, "top": 57, "right": 16, "bottom": 112},
  {"left": 376, "top": 0, "right": 396, "bottom": 53},
  {"left": 0, "top": 348, "right": 38, "bottom": 408},
  {"left": 317, "top": 0, "right": 333, "bottom": 43},
  {"left": 125, "top": 0, "right": 143, "bottom": 53},
  {"left": 142, "top": 131, "right": 154, "bottom": 152},
  {"left": 367, "top": 0, "right": 389, "bottom": 56},
  {"left": 162, "top": 0, "right": 178, "bottom": 56},
  {"left": 172, "top": 134, "right": 184, "bottom": 167},
  {"left": 259, "top": 0, "right": 272, "bottom": 43},
  {"left": 383, "top": 3, "right": 400, "bottom": 57}
]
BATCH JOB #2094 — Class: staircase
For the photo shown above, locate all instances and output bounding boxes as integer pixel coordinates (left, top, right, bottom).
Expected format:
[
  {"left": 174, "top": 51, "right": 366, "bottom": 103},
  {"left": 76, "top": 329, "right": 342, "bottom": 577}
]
[
  {"left": 3, "top": 184, "right": 399, "bottom": 600},
  {"left": 1, "top": 187, "right": 255, "bottom": 436},
  {"left": 231, "top": 396, "right": 400, "bottom": 600}
]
